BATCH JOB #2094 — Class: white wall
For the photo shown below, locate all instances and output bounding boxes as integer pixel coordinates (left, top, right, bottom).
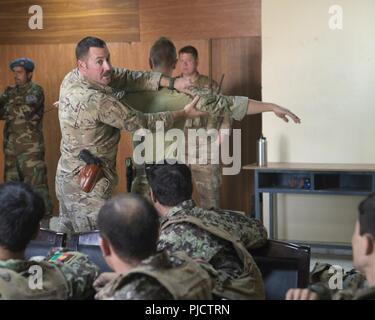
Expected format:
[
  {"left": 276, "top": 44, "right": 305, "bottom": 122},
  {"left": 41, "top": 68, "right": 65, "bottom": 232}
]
[{"left": 262, "top": 0, "right": 375, "bottom": 242}]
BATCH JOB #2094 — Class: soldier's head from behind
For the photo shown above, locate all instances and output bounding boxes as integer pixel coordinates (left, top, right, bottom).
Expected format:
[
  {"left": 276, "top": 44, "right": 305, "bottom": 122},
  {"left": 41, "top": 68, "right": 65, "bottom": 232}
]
[
  {"left": 9, "top": 58, "right": 35, "bottom": 86},
  {"left": 178, "top": 45, "right": 199, "bottom": 77},
  {"left": 352, "top": 193, "right": 375, "bottom": 285},
  {"left": 76, "top": 36, "right": 112, "bottom": 86},
  {"left": 0, "top": 182, "right": 45, "bottom": 259},
  {"left": 147, "top": 162, "right": 193, "bottom": 217},
  {"left": 97, "top": 193, "right": 160, "bottom": 273},
  {"left": 149, "top": 37, "right": 177, "bottom": 77}
]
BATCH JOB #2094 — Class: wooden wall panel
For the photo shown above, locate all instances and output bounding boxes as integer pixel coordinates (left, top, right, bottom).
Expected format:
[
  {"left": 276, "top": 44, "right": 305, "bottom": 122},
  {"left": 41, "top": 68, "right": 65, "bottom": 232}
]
[
  {"left": 212, "top": 37, "right": 262, "bottom": 213},
  {"left": 140, "top": 0, "right": 261, "bottom": 41},
  {"left": 0, "top": 0, "right": 139, "bottom": 44}
]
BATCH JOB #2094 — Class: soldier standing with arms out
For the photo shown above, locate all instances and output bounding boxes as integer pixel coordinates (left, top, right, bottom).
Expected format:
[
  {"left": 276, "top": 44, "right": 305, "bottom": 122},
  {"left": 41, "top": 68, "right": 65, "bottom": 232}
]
[
  {"left": 126, "top": 38, "right": 300, "bottom": 199},
  {"left": 0, "top": 58, "right": 52, "bottom": 227},
  {"left": 56, "top": 36, "right": 205, "bottom": 235}
]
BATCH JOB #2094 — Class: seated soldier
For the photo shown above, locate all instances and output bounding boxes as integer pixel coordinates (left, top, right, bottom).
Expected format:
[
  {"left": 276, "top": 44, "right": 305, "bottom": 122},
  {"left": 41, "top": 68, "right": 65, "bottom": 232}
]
[
  {"left": 94, "top": 193, "right": 213, "bottom": 300},
  {"left": 286, "top": 193, "right": 375, "bottom": 300},
  {"left": 0, "top": 182, "right": 99, "bottom": 300},
  {"left": 147, "top": 162, "right": 268, "bottom": 300}
]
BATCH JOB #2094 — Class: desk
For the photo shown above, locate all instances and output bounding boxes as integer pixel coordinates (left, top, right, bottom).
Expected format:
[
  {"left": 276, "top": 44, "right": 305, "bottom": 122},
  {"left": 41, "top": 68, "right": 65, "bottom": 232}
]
[{"left": 244, "top": 163, "right": 375, "bottom": 255}]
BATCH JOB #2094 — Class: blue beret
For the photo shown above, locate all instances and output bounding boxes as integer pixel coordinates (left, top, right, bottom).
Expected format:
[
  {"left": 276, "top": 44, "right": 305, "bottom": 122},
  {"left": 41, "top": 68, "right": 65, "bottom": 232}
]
[{"left": 9, "top": 58, "right": 35, "bottom": 72}]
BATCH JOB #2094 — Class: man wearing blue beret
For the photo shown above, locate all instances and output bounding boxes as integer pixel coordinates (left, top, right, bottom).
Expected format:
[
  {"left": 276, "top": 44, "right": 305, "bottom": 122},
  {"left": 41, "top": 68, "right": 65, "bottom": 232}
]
[{"left": 0, "top": 58, "right": 52, "bottom": 227}]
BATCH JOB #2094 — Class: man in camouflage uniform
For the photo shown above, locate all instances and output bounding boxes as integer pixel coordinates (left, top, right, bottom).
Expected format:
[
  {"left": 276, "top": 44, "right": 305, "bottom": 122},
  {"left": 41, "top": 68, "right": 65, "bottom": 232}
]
[
  {"left": 0, "top": 58, "right": 52, "bottom": 226},
  {"left": 147, "top": 162, "right": 268, "bottom": 299},
  {"left": 56, "top": 36, "right": 206, "bottom": 235},
  {"left": 179, "top": 45, "right": 232, "bottom": 209},
  {"left": 286, "top": 193, "right": 375, "bottom": 300},
  {"left": 0, "top": 182, "right": 99, "bottom": 299},
  {"left": 125, "top": 38, "right": 301, "bottom": 202},
  {"left": 93, "top": 193, "right": 213, "bottom": 300}
]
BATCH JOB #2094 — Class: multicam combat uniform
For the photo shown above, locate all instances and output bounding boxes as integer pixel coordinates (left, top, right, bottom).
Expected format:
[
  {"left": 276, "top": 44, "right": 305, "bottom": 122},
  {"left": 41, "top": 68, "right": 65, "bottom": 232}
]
[
  {"left": 95, "top": 251, "right": 213, "bottom": 300},
  {"left": 157, "top": 199, "right": 268, "bottom": 300},
  {"left": 0, "top": 250, "right": 99, "bottom": 299},
  {"left": 0, "top": 82, "right": 53, "bottom": 218},
  {"left": 186, "top": 74, "right": 232, "bottom": 209},
  {"left": 124, "top": 81, "right": 248, "bottom": 202}
]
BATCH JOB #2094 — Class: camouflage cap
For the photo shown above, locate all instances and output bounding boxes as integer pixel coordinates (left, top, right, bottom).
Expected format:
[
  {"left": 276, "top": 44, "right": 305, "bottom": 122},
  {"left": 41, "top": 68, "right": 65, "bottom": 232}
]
[{"left": 9, "top": 58, "right": 35, "bottom": 72}]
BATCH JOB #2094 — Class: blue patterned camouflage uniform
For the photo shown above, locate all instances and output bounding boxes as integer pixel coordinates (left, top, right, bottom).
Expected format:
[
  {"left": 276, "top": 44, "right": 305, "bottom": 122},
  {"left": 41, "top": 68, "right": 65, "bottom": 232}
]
[
  {"left": 56, "top": 67, "right": 176, "bottom": 234},
  {"left": 95, "top": 251, "right": 213, "bottom": 300},
  {"left": 157, "top": 199, "right": 267, "bottom": 299},
  {"left": 0, "top": 250, "right": 99, "bottom": 299},
  {"left": 0, "top": 61, "right": 52, "bottom": 219}
]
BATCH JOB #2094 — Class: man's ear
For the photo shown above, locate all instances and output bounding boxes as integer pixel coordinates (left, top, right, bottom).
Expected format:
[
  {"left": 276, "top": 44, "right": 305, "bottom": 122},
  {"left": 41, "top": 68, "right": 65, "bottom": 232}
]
[
  {"left": 27, "top": 72, "right": 33, "bottom": 81},
  {"left": 99, "top": 236, "right": 111, "bottom": 258},
  {"left": 364, "top": 234, "right": 375, "bottom": 256},
  {"left": 77, "top": 59, "right": 87, "bottom": 71}
]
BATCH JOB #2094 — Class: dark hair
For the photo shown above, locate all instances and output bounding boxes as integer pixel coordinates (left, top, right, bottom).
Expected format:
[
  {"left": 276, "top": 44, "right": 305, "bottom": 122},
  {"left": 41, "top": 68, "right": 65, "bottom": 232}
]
[
  {"left": 98, "top": 193, "right": 159, "bottom": 261},
  {"left": 358, "top": 193, "right": 375, "bottom": 237},
  {"left": 150, "top": 37, "right": 177, "bottom": 69},
  {"left": 147, "top": 162, "right": 193, "bottom": 206},
  {"left": 75, "top": 36, "right": 107, "bottom": 60},
  {"left": 0, "top": 182, "right": 45, "bottom": 252},
  {"left": 178, "top": 45, "right": 198, "bottom": 60}
]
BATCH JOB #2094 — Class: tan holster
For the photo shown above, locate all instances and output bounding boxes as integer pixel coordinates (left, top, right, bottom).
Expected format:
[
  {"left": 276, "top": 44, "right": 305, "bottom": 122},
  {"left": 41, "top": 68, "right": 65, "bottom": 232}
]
[{"left": 79, "top": 164, "right": 103, "bottom": 193}]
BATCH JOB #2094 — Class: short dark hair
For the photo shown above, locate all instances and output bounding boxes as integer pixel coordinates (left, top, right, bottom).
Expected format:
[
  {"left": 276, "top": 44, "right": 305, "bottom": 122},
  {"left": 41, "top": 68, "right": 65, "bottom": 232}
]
[
  {"left": 0, "top": 182, "right": 45, "bottom": 252},
  {"left": 178, "top": 45, "right": 198, "bottom": 60},
  {"left": 150, "top": 37, "right": 177, "bottom": 69},
  {"left": 358, "top": 193, "right": 375, "bottom": 238},
  {"left": 98, "top": 193, "right": 159, "bottom": 261},
  {"left": 75, "top": 36, "right": 107, "bottom": 60},
  {"left": 147, "top": 162, "right": 193, "bottom": 206}
]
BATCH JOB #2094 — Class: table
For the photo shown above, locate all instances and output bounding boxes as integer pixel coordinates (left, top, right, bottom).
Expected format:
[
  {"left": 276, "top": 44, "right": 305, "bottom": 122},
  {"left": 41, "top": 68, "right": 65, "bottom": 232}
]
[{"left": 243, "top": 162, "right": 375, "bottom": 255}]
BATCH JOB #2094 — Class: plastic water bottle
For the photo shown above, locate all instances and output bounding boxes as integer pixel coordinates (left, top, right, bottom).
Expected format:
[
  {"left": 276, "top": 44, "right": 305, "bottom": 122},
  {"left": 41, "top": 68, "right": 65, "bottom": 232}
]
[{"left": 257, "top": 135, "right": 267, "bottom": 167}]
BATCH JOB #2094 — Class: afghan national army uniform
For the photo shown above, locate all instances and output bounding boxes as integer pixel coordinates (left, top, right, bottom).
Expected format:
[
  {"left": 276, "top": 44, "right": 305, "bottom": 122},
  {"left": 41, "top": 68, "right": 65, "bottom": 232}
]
[
  {"left": 0, "top": 81, "right": 53, "bottom": 218},
  {"left": 157, "top": 199, "right": 267, "bottom": 300},
  {"left": 308, "top": 262, "right": 370, "bottom": 300},
  {"left": 56, "top": 67, "right": 178, "bottom": 234},
  {"left": 95, "top": 251, "right": 213, "bottom": 300},
  {"left": 123, "top": 79, "right": 248, "bottom": 202},
  {"left": 0, "top": 250, "right": 99, "bottom": 299}
]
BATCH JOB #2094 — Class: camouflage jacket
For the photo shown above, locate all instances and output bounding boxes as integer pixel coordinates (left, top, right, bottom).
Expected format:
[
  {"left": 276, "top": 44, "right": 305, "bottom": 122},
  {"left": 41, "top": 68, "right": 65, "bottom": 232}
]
[
  {"left": 0, "top": 81, "right": 45, "bottom": 154},
  {"left": 157, "top": 199, "right": 267, "bottom": 299},
  {"left": 0, "top": 250, "right": 99, "bottom": 300},
  {"left": 124, "top": 85, "right": 248, "bottom": 165},
  {"left": 96, "top": 251, "right": 213, "bottom": 300},
  {"left": 57, "top": 67, "right": 174, "bottom": 184}
]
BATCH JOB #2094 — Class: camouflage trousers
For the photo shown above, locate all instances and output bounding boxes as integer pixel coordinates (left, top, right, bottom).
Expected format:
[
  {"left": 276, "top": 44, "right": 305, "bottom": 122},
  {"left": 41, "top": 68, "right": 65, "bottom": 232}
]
[
  {"left": 4, "top": 151, "right": 53, "bottom": 218},
  {"left": 190, "top": 164, "right": 221, "bottom": 209},
  {"left": 55, "top": 170, "right": 113, "bottom": 235},
  {"left": 131, "top": 163, "right": 222, "bottom": 209}
]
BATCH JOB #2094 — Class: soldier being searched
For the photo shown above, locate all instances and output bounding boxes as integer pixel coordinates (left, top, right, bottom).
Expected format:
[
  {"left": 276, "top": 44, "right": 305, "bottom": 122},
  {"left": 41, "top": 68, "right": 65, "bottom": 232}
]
[
  {"left": 93, "top": 193, "right": 213, "bottom": 300},
  {"left": 0, "top": 58, "right": 53, "bottom": 227},
  {"left": 124, "top": 37, "right": 301, "bottom": 204},
  {"left": 0, "top": 182, "right": 99, "bottom": 300}
]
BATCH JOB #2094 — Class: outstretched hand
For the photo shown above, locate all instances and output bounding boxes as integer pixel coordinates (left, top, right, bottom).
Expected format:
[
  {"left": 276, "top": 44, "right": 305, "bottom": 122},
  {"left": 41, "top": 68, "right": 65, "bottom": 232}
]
[{"left": 272, "top": 104, "right": 301, "bottom": 123}]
